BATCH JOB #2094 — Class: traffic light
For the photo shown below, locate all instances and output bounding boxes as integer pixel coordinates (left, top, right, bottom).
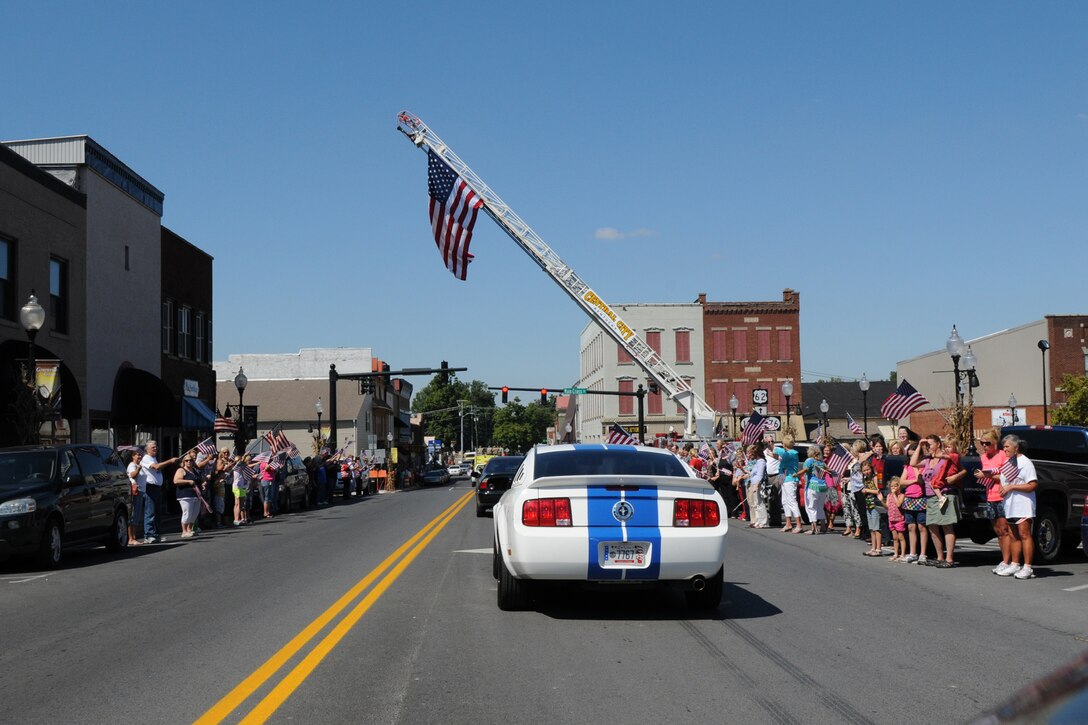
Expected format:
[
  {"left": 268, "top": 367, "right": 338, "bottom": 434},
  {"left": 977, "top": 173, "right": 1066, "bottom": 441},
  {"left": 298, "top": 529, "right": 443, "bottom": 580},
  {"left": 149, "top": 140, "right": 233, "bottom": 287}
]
[
  {"left": 501, "top": 386, "right": 509, "bottom": 404},
  {"left": 540, "top": 388, "right": 548, "bottom": 404},
  {"left": 440, "top": 360, "right": 449, "bottom": 384}
]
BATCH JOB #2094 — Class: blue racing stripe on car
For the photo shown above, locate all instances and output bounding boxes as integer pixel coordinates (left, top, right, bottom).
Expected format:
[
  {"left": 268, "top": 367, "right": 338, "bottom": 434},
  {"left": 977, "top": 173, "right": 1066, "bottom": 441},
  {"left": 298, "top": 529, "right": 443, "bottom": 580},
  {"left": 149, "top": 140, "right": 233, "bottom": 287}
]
[
  {"left": 586, "top": 485, "right": 661, "bottom": 581},
  {"left": 587, "top": 486, "right": 623, "bottom": 580}
]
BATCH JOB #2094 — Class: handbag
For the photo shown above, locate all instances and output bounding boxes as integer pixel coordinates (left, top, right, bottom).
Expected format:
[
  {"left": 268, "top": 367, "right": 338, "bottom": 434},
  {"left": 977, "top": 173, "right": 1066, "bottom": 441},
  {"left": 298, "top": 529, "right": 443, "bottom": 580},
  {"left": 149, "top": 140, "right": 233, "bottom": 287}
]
[{"left": 902, "top": 496, "right": 927, "bottom": 512}]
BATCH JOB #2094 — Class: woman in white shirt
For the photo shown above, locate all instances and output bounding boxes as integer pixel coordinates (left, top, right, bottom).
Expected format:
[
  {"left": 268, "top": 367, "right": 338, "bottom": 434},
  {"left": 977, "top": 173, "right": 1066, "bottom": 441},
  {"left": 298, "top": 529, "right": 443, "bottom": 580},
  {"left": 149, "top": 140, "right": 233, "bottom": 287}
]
[{"left": 997, "top": 434, "right": 1038, "bottom": 580}]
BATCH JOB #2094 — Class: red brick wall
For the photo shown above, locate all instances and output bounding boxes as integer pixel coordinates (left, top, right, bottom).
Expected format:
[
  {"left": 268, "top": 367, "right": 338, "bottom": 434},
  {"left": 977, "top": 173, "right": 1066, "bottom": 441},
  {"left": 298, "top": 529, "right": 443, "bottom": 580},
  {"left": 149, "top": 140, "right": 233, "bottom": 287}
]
[{"left": 1047, "top": 316, "right": 1088, "bottom": 407}]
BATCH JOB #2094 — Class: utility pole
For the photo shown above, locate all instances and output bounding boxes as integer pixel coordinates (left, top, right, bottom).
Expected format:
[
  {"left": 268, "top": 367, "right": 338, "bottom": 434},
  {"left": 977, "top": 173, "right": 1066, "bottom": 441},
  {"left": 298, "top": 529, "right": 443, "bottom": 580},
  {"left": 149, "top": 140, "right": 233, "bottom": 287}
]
[{"left": 458, "top": 400, "right": 469, "bottom": 457}]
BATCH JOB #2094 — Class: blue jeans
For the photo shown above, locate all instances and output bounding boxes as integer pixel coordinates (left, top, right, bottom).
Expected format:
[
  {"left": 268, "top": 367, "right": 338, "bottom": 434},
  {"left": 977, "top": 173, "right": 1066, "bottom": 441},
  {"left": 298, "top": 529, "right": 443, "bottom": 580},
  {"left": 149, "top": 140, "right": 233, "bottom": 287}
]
[
  {"left": 131, "top": 491, "right": 146, "bottom": 536},
  {"left": 144, "top": 485, "right": 162, "bottom": 539}
]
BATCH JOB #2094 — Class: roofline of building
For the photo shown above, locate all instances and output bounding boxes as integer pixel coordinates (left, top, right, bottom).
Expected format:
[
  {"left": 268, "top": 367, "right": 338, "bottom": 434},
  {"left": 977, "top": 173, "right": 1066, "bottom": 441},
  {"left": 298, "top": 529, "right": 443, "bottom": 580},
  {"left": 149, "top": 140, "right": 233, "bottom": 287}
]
[
  {"left": 896, "top": 318, "right": 1047, "bottom": 365},
  {"left": 0, "top": 143, "right": 87, "bottom": 208},
  {"left": 162, "top": 225, "right": 213, "bottom": 261}
]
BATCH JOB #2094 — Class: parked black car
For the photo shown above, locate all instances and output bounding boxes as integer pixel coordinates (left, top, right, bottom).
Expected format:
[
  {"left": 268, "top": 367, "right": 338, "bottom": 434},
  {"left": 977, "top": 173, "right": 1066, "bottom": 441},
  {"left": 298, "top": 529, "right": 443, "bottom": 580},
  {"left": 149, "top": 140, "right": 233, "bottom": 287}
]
[
  {"left": 277, "top": 454, "right": 311, "bottom": 512},
  {"left": 0, "top": 444, "right": 132, "bottom": 568},
  {"left": 474, "top": 456, "right": 525, "bottom": 517},
  {"left": 421, "top": 465, "right": 451, "bottom": 487}
]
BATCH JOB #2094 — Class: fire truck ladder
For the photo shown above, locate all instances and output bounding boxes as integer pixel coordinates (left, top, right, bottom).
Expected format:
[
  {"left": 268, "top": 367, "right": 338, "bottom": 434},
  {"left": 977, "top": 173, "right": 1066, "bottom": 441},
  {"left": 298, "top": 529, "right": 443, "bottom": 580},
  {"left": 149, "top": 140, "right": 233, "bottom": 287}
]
[{"left": 396, "top": 111, "right": 715, "bottom": 437}]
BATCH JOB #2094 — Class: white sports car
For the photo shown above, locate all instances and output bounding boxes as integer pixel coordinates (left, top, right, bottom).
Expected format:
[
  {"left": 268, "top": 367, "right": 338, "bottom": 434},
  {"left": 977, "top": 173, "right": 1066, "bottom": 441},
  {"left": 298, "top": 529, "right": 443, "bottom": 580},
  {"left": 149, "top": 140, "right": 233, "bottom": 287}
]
[{"left": 492, "top": 443, "right": 728, "bottom": 611}]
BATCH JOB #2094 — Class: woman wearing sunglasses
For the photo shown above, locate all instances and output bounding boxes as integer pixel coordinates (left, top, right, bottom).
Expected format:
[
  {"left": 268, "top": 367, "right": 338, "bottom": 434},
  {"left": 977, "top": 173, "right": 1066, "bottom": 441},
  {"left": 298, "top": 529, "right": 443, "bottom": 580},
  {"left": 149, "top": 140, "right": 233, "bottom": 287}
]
[
  {"left": 974, "top": 427, "right": 1010, "bottom": 573},
  {"left": 173, "top": 454, "right": 202, "bottom": 539}
]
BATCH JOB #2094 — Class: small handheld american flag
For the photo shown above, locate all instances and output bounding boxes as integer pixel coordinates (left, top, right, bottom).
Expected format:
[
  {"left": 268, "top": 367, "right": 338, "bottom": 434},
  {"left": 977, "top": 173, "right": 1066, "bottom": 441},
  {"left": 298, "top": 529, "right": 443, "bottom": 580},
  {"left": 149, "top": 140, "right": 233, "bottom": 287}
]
[
  {"left": 1000, "top": 456, "right": 1019, "bottom": 484},
  {"left": 880, "top": 379, "right": 929, "bottom": 421},
  {"left": 827, "top": 444, "right": 853, "bottom": 477},
  {"left": 741, "top": 412, "right": 768, "bottom": 446},
  {"left": 846, "top": 412, "right": 864, "bottom": 436},
  {"left": 195, "top": 437, "right": 217, "bottom": 459},
  {"left": 605, "top": 423, "right": 639, "bottom": 446}
]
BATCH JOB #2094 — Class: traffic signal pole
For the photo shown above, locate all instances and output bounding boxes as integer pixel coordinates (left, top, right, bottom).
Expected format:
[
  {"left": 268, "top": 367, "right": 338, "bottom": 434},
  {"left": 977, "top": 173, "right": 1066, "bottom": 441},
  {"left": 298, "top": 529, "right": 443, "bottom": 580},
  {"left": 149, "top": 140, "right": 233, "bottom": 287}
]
[{"left": 490, "top": 384, "right": 648, "bottom": 444}]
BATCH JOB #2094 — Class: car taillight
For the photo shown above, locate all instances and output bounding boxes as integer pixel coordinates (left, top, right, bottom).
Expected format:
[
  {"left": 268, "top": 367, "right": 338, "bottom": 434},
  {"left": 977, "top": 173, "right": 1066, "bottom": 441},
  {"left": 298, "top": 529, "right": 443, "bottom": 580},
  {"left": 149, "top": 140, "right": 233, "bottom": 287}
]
[
  {"left": 478, "top": 479, "right": 488, "bottom": 490},
  {"left": 522, "top": 498, "right": 572, "bottom": 526},
  {"left": 674, "top": 499, "right": 720, "bottom": 527}
]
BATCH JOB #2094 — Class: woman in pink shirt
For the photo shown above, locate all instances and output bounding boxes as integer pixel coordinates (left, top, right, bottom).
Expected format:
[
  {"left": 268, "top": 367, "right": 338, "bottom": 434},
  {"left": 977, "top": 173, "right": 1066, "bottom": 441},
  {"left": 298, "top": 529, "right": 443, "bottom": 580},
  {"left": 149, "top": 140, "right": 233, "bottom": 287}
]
[{"left": 974, "top": 427, "right": 1010, "bottom": 574}]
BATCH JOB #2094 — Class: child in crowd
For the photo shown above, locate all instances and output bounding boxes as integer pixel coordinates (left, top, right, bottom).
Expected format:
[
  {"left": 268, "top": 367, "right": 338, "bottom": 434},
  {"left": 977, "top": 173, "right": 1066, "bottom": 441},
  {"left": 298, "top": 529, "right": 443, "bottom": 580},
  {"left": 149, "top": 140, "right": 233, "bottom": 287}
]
[
  {"left": 861, "top": 460, "right": 884, "bottom": 556},
  {"left": 883, "top": 476, "right": 906, "bottom": 561},
  {"left": 802, "top": 445, "right": 827, "bottom": 534}
]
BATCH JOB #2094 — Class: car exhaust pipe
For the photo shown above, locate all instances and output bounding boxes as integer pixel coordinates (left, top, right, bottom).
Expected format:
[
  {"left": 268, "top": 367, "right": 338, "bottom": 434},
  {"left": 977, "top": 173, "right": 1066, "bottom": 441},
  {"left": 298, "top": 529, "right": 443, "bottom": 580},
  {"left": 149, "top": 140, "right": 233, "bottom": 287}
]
[{"left": 691, "top": 576, "right": 706, "bottom": 591}]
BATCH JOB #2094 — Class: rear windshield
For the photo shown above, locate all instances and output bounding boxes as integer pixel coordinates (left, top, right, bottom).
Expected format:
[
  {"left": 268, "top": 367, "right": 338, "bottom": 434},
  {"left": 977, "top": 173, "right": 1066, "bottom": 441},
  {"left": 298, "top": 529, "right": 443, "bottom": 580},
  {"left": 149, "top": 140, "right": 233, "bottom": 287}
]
[
  {"left": 0, "top": 451, "right": 57, "bottom": 492},
  {"left": 484, "top": 457, "right": 524, "bottom": 474},
  {"left": 535, "top": 450, "right": 689, "bottom": 479}
]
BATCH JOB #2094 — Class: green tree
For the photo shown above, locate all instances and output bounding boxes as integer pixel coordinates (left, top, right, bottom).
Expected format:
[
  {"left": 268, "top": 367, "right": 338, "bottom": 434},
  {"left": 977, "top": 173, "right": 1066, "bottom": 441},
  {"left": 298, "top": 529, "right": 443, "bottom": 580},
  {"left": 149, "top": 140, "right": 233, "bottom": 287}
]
[
  {"left": 491, "top": 396, "right": 555, "bottom": 454},
  {"left": 411, "top": 374, "right": 497, "bottom": 455},
  {"left": 889, "top": 370, "right": 898, "bottom": 384},
  {"left": 1053, "top": 374, "right": 1088, "bottom": 426}
]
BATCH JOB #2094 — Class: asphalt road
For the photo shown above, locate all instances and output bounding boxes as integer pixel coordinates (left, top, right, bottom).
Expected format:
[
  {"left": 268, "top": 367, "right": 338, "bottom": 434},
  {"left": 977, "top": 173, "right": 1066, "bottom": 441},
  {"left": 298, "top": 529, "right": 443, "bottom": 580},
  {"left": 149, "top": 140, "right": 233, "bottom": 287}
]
[{"left": 2, "top": 478, "right": 1085, "bottom": 725}]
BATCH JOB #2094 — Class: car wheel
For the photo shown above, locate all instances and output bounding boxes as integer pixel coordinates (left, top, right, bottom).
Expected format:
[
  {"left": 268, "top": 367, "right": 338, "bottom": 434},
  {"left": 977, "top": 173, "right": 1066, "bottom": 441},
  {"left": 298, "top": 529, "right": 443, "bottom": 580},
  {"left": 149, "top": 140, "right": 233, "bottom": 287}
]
[
  {"left": 685, "top": 567, "right": 724, "bottom": 611},
  {"left": 476, "top": 502, "right": 486, "bottom": 517},
  {"left": 282, "top": 490, "right": 292, "bottom": 514},
  {"left": 106, "top": 509, "right": 128, "bottom": 552},
  {"left": 36, "top": 519, "right": 63, "bottom": 569},
  {"left": 497, "top": 558, "right": 531, "bottom": 611},
  {"left": 492, "top": 537, "right": 500, "bottom": 580},
  {"left": 1033, "top": 506, "right": 1062, "bottom": 564}
]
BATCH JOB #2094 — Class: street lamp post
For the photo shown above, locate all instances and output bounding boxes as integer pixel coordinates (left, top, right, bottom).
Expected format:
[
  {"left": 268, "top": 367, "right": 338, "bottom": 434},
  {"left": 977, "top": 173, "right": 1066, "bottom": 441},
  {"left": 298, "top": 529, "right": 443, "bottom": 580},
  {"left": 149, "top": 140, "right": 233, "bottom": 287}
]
[
  {"left": 19, "top": 292, "right": 46, "bottom": 445},
  {"left": 858, "top": 374, "right": 870, "bottom": 436},
  {"left": 946, "top": 325, "right": 967, "bottom": 405},
  {"left": 1008, "top": 394, "right": 1018, "bottom": 425},
  {"left": 819, "top": 399, "right": 829, "bottom": 442},
  {"left": 234, "top": 366, "right": 248, "bottom": 454},
  {"left": 781, "top": 381, "right": 794, "bottom": 434},
  {"left": 729, "top": 394, "right": 739, "bottom": 440},
  {"left": 315, "top": 397, "right": 324, "bottom": 442},
  {"left": 565, "top": 423, "right": 573, "bottom": 443},
  {"left": 1038, "top": 340, "right": 1050, "bottom": 425}
]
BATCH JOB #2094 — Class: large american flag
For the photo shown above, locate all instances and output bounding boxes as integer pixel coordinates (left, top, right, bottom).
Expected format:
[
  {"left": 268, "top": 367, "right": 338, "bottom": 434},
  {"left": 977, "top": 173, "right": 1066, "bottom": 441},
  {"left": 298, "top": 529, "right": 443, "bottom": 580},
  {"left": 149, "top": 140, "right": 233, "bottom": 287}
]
[
  {"left": 605, "top": 423, "right": 639, "bottom": 446},
  {"left": 846, "top": 411, "right": 864, "bottom": 436},
  {"left": 214, "top": 414, "right": 237, "bottom": 433},
  {"left": 880, "top": 379, "right": 929, "bottom": 420},
  {"left": 741, "top": 411, "right": 769, "bottom": 446},
  {"left": 827, "top": 443, "right": 853, "bottom": 477},
  {"left": 428, "top": 150, "right": 483, "bottom": 281}
]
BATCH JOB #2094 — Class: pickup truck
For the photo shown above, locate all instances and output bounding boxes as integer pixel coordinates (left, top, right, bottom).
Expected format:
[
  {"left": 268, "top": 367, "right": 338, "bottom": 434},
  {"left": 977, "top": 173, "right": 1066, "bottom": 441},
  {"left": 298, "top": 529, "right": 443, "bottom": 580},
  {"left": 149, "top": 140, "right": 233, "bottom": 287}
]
[{"left": 877, "top": 425, "right": 1088, "bottom": 563}]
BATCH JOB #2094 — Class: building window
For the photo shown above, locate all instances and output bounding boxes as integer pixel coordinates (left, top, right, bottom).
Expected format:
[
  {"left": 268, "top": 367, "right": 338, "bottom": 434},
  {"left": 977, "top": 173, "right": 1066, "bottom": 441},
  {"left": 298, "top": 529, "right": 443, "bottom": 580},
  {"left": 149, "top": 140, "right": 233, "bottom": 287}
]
[
  {"left": 757, "top": 330, "right": 771, "bottom": 361},
  {"left": 195, "top": 312, "right": 206, "bottom": 363},
  {"left": 733, "top": 382, "right": 750, "bottom": 413},
  {"left": 713, "top": 381, "right": 729, "bottom": 411},
  {"left": 0, "top": 237, "right": 13, "bottom": 321},
  {"left": 712, "top": 330, "right": 727, "bottom": 362},
  {"left": 733, "top": 330, "right": 748, "bottom": 361},
  {"left": 178, "top": 307, "right": 192, "bottom": 358},
  {"left": 617, "top": 342, "right": 633, "bottom": 364},
  {"left": 778, "top": 330, "right": 792, "bottom": 361},
  {"left": 206, "top": 317, "right": 213, "bottom": 362},
  {"left": 648, "top": 387, "right": 662, "bottom": 415},
  {"left": 162, "top": 300, "right": 174, "bottom": 353},
  {"left": 618, "top": 379, "right": 634, "bottom": 415},
  {"left": 646, "top": 330, "right": 662, "bottom": 355},
  {"left": 676, "top": 377, "right": 693, "bottom": 415},
  {"left": 675, "top": 330, "right": 691, "bottom": 363},
  {"left": 49, "top": 257, "right": 69, "bottom": 334}
]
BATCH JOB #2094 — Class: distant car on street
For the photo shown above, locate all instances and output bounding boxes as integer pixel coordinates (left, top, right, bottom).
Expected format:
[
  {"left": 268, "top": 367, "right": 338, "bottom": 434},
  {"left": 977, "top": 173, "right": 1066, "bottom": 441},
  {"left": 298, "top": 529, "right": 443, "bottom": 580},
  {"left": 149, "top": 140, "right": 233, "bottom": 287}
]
[
  {"left": 0, "top": 444, "right": 132, "bottom": 568},
  {"left": 421, "top": 465, "right": 451, "bottom": 487},
  {"left": 492, "top": 443, "right": 727, "bottom": 611},
  {"left": 474, "top": 456, "right": 525, "bottom": 517},
  {"left": 447, "top": 463, "right": 469, "bottom": 477}
]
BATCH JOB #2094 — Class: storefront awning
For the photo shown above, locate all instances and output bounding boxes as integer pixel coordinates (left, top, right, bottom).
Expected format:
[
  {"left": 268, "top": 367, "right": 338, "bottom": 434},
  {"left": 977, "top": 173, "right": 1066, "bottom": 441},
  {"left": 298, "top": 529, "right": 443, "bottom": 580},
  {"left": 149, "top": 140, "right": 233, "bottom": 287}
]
[
  {"left": 111, "top": 367, "right": 177, "bottom": 426},
  {"left": 181, "top": 397, "right": 216, "bottom": 431}
]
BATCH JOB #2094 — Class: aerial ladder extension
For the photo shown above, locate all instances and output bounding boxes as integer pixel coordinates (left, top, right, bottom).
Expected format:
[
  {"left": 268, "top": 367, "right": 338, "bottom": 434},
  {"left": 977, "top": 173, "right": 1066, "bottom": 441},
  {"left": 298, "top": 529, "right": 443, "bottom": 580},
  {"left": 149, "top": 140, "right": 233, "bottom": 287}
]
[{"left": 396, "top": 111, "right": 716, "bottom": 438}]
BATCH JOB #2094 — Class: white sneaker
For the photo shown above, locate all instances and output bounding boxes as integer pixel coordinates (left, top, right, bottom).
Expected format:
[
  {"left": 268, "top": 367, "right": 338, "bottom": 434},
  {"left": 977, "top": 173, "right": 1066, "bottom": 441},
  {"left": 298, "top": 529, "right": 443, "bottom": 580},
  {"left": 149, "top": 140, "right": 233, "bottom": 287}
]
[
  {"left": 903, "top": 554, "right": 918, "bottom": 563},
  {"left": 1014, "top": 565, "right": 1035, "bottom": 580},
  {"left": 916, "top": 556, "right": 927, "bottom": 565},
  {"left": 997, "top": 563, "right": 1021, "bottom": 577},
  {"left": 992, "top": 562, "right": 1011, "bottom": 575}
]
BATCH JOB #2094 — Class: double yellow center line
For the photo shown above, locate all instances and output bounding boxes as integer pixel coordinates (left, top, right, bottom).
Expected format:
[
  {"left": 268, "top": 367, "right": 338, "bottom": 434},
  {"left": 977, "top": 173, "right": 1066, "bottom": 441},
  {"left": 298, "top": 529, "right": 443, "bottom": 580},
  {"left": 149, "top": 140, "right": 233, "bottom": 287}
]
[{"left": 196, "top": 489, "right": 476, "bottom": 725}]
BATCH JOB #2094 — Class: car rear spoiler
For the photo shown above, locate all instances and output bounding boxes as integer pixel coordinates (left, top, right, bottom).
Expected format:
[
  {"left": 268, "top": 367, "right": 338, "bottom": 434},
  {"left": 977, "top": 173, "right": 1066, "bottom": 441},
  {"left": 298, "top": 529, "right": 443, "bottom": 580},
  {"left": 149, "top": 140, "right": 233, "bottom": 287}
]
[{"left": 527, "top": 474, "right": 717, "bottom": 494}]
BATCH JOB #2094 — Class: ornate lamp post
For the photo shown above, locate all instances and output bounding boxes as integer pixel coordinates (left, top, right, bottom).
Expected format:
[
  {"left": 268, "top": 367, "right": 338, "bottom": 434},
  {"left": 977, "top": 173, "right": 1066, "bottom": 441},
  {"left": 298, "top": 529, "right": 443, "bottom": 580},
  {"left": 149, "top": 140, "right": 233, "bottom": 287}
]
[
  {"left": 729, "top": 394, "right": 739, "bottom": 440},
  {"left": 819, "top": 399, "right": 829, "bottom": 442},
  {"left": 234, "top": 366, "right": 248, "bottom": 453},
  {"left": 315, "top": 397, "right": 324, "bottom": 440},
  {"left": 781, "top": 381, "right": 794, "bottom": 434},
  {"left": 19, "top": 292, "right": 46, "bottom": 444},
  {"left": 946, "top": 325, "right": 967, "bottom": 405},
  {"left": 1008, "top": 394, "right": 1018, "bottom": 425},
  {"left": 858, "top": 374, "right": 870, "bottom": 436},
  {"left": 565, "top": 423, "right": 573, "bottom": 443},
  {"left": 1038, "top": 340, "right": 1050, "bottom": 425}
]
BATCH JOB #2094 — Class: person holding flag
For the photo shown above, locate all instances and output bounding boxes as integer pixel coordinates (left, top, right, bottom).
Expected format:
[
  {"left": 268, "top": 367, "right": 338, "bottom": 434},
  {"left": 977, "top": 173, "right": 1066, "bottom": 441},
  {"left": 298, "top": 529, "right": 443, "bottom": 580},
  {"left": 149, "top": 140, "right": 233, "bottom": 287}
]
[
  {"left": 173, "top": 452, "right": 204, "bottom": 539},
  {"left": 996, "top": 434, "right": 1039, "bottom": 579},
  {"left": 232, "top": 454, "right": 255, "bottom": 526}
]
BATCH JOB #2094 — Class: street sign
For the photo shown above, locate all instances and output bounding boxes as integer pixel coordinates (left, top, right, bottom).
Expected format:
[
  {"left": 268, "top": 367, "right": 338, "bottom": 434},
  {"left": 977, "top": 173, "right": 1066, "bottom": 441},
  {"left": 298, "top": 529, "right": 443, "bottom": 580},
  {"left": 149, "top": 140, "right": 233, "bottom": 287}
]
[
  {"left": 752, "top": 388, "right": 769, "bottom": 406},
  {"left": 741, "top": 415, "right": 781, "bottom": 432},
  {"left": 754, "top": 405, "right": 768, "bottom": 416},
  {"left": 563, "top": 387, "right": 587, "bottom": 395}
]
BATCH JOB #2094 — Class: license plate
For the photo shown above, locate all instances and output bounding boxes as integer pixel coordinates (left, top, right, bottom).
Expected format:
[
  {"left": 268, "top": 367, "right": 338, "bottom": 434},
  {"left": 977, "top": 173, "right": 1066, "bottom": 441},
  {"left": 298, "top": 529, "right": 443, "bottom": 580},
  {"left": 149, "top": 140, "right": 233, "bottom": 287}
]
[{"left": 599, "top": 541, "right": 650, "bottom": 568}]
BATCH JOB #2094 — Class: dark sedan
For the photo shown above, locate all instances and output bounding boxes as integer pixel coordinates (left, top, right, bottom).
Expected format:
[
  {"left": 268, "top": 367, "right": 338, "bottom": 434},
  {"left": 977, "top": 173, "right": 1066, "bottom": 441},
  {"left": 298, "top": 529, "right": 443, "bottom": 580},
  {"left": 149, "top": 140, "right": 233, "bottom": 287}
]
[
  {"left": 474, "top": 456, "right": 524, "bottom": 517},
  {"left": 421, "top": 465, "right": 451, "bottom": 487}
]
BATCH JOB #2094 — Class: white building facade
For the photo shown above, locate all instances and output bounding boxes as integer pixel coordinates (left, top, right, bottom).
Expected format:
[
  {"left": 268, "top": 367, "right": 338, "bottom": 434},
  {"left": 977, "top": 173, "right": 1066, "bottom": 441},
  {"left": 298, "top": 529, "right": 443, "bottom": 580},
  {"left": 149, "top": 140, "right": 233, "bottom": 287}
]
[{"left": 577, "top": 303, "right": 704, "bottom": 443}]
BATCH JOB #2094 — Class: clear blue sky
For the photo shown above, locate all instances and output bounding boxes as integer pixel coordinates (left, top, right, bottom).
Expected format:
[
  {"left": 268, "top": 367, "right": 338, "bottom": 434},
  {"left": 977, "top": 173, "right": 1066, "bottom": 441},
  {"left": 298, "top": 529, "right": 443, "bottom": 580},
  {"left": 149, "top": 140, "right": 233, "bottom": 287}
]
[{"left": 6, "top": 2, "right": 1086, "bottom": 393}]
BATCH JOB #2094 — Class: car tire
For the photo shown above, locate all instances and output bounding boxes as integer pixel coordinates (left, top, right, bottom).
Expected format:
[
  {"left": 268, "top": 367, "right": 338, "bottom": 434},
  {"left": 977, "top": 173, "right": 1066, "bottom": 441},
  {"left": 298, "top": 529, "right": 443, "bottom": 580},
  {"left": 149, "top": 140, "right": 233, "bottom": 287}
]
[
  {"left": 492, "top": 536, "right": 500, "bottom": 580},
  {"left": 476, "top": 502, "right": 486, "bottom": 517},
  {"left": 281, "top": 490, "right": 292, "bottom": 515},
  {"left": 1033, "top": 506, "right": 1062, "bottom": 564},
  {"left": 498, "top": 558, "right": 531, "bottom": 611},
  {"left": 105, "top": 509, "right": 128, "bottom": 552},
  {"left": 36, "top": 519, "right": 63, "bottom": 569},
  {"left": 685, "top": 567, "right": 723, "bottom": 611}
]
